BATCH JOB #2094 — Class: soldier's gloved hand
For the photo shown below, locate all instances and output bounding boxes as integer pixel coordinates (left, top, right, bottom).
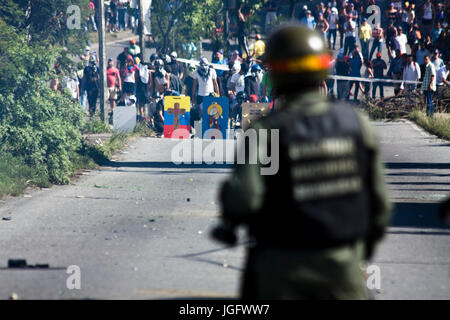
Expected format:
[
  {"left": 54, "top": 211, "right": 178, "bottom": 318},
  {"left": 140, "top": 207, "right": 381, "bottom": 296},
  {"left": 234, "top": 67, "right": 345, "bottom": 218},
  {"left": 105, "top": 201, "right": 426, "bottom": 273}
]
[
  {"left": 365, "top": 241, "right": 376, "bottom": 261},
  {"left": 211, "top": 220, "right": 238, "bottom": 246}
]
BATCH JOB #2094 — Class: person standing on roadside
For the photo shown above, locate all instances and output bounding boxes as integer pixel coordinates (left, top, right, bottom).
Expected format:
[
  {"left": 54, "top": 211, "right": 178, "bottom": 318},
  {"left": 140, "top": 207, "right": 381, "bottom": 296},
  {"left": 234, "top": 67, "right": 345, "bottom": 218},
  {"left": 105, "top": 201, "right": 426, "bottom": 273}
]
[
  {"left": 422, "top": 55, "right": 436, "bottom": 117},
  {"left": 106, "top": 58, "right": 122, "bottom": 120}
]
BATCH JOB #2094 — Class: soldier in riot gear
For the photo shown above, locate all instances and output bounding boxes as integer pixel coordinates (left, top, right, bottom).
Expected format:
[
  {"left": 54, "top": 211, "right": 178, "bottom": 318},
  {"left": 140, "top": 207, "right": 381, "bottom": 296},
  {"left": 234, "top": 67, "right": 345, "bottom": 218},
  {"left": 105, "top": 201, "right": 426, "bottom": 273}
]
[{"left": 212, "top": 25, "right": 392, "bottom": 300}]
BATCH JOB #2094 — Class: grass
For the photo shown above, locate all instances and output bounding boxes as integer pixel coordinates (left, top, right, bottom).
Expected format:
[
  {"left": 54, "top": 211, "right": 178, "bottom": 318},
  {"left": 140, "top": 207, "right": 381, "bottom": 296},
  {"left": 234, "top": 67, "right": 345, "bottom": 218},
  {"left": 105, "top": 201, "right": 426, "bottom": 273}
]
[
  {"left": 0, "top": 154, "right": 50, "bottom": 197},
  {"left": 82, "top": 116, "right": 113, "bottom": 134},
  {"left": 0, "top": 122, "right": 157, "bottom": 199},
  {"left": 409, "top": 110, "right": 450, "bottom": 141}
]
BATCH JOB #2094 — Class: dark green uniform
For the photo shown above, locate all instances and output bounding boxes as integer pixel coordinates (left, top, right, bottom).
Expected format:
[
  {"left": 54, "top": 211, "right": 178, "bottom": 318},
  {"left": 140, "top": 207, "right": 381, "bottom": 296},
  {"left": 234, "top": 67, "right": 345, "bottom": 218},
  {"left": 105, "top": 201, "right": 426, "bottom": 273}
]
[
  {"left": 215, "top": 25, "right": 391, "bottom": 300},
  {"left": 219, "top": 91, "right": 391, "bottom": 299}
]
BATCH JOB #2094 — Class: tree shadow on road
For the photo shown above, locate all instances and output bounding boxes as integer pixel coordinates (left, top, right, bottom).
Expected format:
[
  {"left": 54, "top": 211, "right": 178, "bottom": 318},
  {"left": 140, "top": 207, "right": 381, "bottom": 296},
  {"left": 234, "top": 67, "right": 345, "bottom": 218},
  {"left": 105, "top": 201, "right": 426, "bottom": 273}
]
[
  {"left": 105, "top": 160, "right": 233, "bottom": 169},
  {"left": 385, "top": 162, "right": 450, "bottom": 170}
]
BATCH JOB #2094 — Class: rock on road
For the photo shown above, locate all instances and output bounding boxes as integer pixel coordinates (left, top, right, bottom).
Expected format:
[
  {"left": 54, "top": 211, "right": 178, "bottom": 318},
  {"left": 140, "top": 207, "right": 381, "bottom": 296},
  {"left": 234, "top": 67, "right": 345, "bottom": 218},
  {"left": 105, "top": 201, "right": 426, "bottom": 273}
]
[{"left": 0, "top": 119, "right": 449, "bottom": 300}]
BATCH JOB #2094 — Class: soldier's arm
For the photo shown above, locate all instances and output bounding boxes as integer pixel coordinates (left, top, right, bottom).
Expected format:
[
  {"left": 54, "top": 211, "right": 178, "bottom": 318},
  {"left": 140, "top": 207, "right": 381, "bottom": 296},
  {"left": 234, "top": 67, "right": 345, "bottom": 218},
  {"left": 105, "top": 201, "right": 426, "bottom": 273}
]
[
  {"left": 220, "top": 122, "right": 266, "bottom": 225},
  {"left": 357, "top": 112, "right": 392, "bottom": 260}
]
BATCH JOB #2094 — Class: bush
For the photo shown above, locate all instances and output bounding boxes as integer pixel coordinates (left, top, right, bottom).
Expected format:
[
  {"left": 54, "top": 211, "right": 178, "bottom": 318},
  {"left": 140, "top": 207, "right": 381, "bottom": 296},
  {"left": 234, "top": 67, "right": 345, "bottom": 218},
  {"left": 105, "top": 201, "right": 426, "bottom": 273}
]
[{"left": 0, "top": 21, "right": 85, "bottom": 184}]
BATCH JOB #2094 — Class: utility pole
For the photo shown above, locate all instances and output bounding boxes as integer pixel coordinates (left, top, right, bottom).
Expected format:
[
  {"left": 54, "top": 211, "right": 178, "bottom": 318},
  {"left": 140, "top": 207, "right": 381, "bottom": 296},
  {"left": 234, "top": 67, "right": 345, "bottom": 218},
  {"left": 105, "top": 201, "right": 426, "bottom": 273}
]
[
  {"left": 97, "top": 0, "right": 107, "bottom": 122},
  {"left": 139, "top": 0, "right": 146, "bottom": 61}
]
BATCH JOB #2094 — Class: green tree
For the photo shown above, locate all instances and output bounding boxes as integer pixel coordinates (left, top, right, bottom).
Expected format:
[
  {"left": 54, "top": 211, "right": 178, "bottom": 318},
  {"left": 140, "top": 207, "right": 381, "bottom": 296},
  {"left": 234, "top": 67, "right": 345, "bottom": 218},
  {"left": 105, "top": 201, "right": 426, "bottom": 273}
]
[
  {"left": 0, "top": 0, "right": 91, "bottom": 56},
  {"left": 151, "top": 0, "right": 223, "bottom": 54},
  {"left": 0, "top": 20, "right": 85, "bottom": 184}
]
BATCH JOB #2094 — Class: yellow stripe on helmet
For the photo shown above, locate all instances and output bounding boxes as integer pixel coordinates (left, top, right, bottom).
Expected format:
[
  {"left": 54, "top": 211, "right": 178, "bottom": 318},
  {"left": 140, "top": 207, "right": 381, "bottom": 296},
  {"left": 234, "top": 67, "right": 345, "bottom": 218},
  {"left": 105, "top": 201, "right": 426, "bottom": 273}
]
[{"left": 269, "top": 54, "right": 331, "bottom": 73}]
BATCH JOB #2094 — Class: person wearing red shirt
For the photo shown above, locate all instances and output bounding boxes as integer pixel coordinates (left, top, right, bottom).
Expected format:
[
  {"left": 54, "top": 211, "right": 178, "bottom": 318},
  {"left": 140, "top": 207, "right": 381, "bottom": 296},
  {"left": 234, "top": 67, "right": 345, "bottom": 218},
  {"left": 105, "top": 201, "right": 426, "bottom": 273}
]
[{"left": 106, "top": 58, "right": 122, "bottom": 117}]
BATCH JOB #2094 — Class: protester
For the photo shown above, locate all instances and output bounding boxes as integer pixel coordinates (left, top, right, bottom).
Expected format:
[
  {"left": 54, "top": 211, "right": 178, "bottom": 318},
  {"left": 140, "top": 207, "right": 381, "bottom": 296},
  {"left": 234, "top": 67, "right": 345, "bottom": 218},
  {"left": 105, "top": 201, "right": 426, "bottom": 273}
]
[
  {"left": 244, "top": 64, "right": 261, "bottom": 101},
  {"left": 338, "top": 6, "right": 347, "bottom": 49},
  {"left": 168, "top": 51, "right": 183, "bottom": 80},
  {"left": 230, "top": 62, "right": 247, "bottom": 97},
  {"left": 395, "top": 26, "right": 408, "bottom": 55},
  {"left": 348, "top": 46, "right": 363, "bottom": 101},
  {"left": 432, "top": 49, "right": 445, "bottom": 71},
  {"left": 237, "top": 3, "right": 250, "bottom": 59},
  {"left": 369, "top": 23, "right": 384, "bottom": 60},
  {"left": 151, "top": 59, "right": 170, "bottom": 98},
  {"left": 401, "top": 55, "right": 421, "bottom": 106},
  {"left": 261, "top": 64, "right": 273, "bottom": 102},
  {"left": 422, "top": 55, "right": 437, "bottom": 117},
  {"left": 335, "top": 50, "right": 350, "bottom": 100},
  {"left": 135, "top": 57, "right": 150, "bottom": 121},
  {"left": 301, "top": 10, "right": 316, "bottom": 30},
  {"left": 372, "top": 52, "right": 387, "bottom": 99},
  {"left": 362, "top": 60, "right": 374, "bottom": 98},
  {"left": 388, "top": 49, "right": 404, "bottom": 96},
  {"left": 436, "top": 61, "right": 449, "bottom": 87},
  {"left": 116, "top": 47, "right": 130, "bottom": 71},
  {"left": 327, "top": 7, "right": 338, "bottom": 49},
  {"left": 359, "top": 18, "right": 371, "bottom": 60},
  {"left": 264, "top": 0, "right": 278, "bottom": 33},
  {"left": 119, "top": 55, "right": 138, "bottom": 105},
  {"left": 212, "top": 50, "right": 228, "bottom": 97},
  {"left": 316, "top": 12, "right": 329, "bottom": 39},
  {"left": 343, "top": 15, "right": 356, "bottom": 56},
  {"left": 401, "top": 2, "right": 415, "bottom": 36},
  {"left": 192, "top": 57, "right": 219, "bottom": 106},
  {"left": 416, "top": 43, "right": 431, "bottom": 78},
  {"left": 82, "top": 55, "right": 100, "bottom": 117},
  {"left": 252, "top": 35, "right": 266, "bottom": 60},
  {"left": 128, "top": 39, "right": 141, "bottom": 58},
  {"left": 106, "top": 58, "right": 121, "bottom": 119},
  {"left": 420, "top": 0, "right": 435, "bottom": 38}
]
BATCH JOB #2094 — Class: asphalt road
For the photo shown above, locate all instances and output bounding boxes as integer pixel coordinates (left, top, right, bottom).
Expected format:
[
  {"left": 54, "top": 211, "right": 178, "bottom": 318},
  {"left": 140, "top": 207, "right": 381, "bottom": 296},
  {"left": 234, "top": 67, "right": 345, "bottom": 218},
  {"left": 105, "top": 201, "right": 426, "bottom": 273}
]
[
  {"left": 0, "top": 35, "right": 448, "bottom": 300},
  {"left": 0, "top": 119, "right": 449, "bottom": 300}
]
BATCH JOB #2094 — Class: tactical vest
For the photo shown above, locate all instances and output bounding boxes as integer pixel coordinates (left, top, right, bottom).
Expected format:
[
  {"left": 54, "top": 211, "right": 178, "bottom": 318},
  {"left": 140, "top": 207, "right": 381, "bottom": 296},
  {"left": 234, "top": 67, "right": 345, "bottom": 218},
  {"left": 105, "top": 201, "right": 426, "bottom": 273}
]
[{"left": 252, "top": 102, "right": 371, "bottom": 249}]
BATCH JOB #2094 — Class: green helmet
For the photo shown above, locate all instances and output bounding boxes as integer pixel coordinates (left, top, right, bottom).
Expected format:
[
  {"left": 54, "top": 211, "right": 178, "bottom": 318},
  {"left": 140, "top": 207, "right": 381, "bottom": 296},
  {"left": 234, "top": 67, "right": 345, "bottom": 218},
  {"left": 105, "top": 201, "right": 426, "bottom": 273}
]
[{"left": 265, "top": 25, "right": 330, "bottom": 91}]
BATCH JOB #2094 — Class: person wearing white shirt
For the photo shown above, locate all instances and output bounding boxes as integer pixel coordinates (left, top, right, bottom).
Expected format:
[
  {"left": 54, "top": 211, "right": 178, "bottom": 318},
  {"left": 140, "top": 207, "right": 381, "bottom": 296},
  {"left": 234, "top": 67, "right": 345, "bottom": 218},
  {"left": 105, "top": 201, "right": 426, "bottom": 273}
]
[
  {"left": 192, "top": 57, "right": 219, "bottom": 106},
  {"left": 402, "top": 55, "right": 421, "bottom": 89},
  {"left": 436, "top": 62, "right": 449, "bottom": 98},
  {"left": 401, "top": 55, "right": 421, "bottom": 106},
  {"left": 436, "top": 62, "right": 449, "bottom": 86},
  {"left": 431, "top": 49, "right": 445, "bottom": 71},
  {"left": 343, "top": 16, "right": 356, "bottom": 56},
  {"left": 394, "top": 27, "right": 408, "bottom": 55}
]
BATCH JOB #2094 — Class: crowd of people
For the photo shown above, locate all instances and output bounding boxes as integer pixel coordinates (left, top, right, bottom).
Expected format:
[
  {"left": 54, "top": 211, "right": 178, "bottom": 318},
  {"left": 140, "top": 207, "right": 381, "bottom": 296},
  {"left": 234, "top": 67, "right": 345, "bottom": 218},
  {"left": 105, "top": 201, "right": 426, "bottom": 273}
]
[
  {"left": 54, "top": 0, "right": 448, "bottom": 133},
  {"left": 289, "top": 0, "right": 448, "bottom": 116},
  {"left": 86, "top": 1, "right": 141, "bottom": 35}
]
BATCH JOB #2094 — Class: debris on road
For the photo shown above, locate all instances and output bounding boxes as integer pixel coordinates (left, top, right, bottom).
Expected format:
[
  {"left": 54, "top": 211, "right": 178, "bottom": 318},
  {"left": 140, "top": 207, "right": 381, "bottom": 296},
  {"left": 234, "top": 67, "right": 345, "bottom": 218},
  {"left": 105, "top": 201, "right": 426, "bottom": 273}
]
[
  {"left": 2, "top": 217, "right": 12, "bottom": 221},
  {"left": 7, "top": 259, "right": 49, "bottom": 269},
  {"left": 361, "top": 87, "right": 449, "bottom": 120},
  {"left": 9, "top": 293, "right": 19, "bottom": 300}
]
